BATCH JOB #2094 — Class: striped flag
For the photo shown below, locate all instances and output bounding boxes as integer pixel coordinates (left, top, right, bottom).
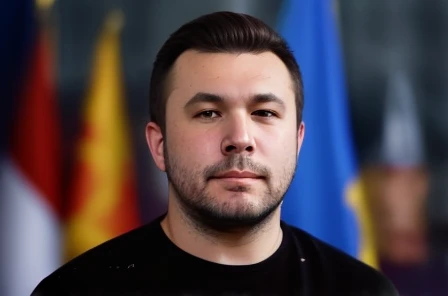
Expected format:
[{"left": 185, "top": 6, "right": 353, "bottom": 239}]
[
  {"left": 64, "top": 10, "right": 141, "bottom": 261},
  {"left": 0, "top": 4, "right": 62, "bottom": 295}
]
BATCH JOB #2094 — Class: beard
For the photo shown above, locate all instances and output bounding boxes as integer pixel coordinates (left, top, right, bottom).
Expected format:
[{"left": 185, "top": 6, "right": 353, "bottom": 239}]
[{"left": 164, "top": 145, "right": 297, "bottom": 234}]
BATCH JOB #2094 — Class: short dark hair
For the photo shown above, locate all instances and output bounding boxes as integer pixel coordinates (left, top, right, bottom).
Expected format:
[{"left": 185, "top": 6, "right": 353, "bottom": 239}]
[{"left": 149, "top": 11, "right": 303, "bottom": 134}]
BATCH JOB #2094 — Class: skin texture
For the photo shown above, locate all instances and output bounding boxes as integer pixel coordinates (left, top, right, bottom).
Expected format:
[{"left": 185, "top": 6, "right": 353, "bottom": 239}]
[{"left": 146, "top": 50, "right": 305, "bottom": 265}]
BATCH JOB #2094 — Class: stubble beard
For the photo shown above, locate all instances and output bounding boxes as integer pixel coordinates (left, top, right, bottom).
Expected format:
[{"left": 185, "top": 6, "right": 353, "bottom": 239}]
[{"left": 164, "top": 144, "right": 297, "bottom": 235}]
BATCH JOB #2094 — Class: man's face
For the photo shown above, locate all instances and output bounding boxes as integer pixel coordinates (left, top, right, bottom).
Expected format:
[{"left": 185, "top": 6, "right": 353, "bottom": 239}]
[{"left": 148, "top": 50, "right": 304, "bottom": 231}]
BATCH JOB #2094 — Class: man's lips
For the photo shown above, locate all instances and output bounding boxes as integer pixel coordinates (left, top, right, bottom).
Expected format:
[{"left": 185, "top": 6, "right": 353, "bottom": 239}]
[{"left": 210, "top": 171, "right": 264, "bottom": 180}]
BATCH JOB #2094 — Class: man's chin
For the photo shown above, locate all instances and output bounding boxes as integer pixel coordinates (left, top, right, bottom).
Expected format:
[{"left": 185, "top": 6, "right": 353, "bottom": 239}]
[{"left": 189, "top": 205, "right": 279, "bottom": 234}]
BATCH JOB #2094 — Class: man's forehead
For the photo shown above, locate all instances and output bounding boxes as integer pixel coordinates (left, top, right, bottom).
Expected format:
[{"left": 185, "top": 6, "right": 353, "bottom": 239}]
[
  {"left": 168, "top": 50, "right": 293, "bottom": 95},
  {"left": 173, "top": 49, "right": 286, "bottom": 69}
]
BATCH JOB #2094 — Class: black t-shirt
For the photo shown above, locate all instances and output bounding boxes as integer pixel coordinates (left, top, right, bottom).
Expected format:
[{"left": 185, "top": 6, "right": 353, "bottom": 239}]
[{"left": 32, "top": 215, "right": 398, "bottom": 295}]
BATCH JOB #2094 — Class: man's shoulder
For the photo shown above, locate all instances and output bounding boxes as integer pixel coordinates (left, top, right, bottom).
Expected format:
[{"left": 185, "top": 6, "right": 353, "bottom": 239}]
[
  {"left": 284, "top": 222, "right": 399, "bottom": 296},
  {"left": 31, "top": 217, "right": 165, "bottom": 295}
]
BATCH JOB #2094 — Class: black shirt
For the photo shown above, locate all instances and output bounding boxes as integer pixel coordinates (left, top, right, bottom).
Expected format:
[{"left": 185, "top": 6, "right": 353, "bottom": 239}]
[{"left": 32, "top": 215, "right": 398, "bottom": 295}]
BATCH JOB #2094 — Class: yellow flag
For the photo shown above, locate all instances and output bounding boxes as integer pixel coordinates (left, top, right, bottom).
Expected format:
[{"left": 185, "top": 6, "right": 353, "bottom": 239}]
[{"left": 65, "top": 10, "right": 140, "bottom": 261}]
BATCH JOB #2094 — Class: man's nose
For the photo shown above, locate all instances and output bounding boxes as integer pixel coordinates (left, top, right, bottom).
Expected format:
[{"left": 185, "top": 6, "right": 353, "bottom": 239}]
[{"left": 220, "top": 114, "right": 256, "bottom": 156}]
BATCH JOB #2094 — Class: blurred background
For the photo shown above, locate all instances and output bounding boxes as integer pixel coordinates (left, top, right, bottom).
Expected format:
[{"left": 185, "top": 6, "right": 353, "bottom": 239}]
[{"left": 1, "top": 0, "right": 448, "bottom": 295}]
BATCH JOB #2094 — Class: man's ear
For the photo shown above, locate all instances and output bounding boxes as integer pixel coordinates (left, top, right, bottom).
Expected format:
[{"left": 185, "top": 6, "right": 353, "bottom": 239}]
[
  {"left": 297, "top": 121, "right": 305, "bottom": 157},
  {"left": 145, "top": 122, "right": 166, "bottom": 172}
]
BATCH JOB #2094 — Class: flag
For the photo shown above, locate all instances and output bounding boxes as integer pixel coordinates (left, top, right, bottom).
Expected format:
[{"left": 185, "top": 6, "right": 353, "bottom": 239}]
[
  {"left": 278, "top": 0, "right": 377, "bottom": 267},
  {"left": 65, "top": 10, "right": 140, "bottom": 261},
  {"left": 0, "top": 2, "right": 62, "bottom": 295}
]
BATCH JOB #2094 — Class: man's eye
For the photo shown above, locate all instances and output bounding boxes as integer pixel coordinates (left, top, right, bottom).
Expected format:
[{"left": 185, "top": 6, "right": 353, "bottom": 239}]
[
  {"left": 252, "top": 110, "right": 276, "bottom": 117},
  {"left": 197, "top": 110, "right": 220, "bottom": 119}
]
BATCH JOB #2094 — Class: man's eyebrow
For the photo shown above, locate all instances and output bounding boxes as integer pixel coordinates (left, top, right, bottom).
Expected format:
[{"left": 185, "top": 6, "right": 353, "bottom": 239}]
[
  {"left": 251, "top": 93, "right": 285, "bottom": 111},
  {"left": 184, "top": 92, "right": 224, "bottom": 109},
  {"left": 183, "top": 92, "right": 286, "bottom": 110},
  {"left": 251, "top": 93, "right": 286, "bottom": 111}
]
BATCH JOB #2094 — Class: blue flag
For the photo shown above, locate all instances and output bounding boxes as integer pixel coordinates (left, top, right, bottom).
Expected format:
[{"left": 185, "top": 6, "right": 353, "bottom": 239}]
[{"left": 278, "top": 0, "right": 375, "bottom": 265}]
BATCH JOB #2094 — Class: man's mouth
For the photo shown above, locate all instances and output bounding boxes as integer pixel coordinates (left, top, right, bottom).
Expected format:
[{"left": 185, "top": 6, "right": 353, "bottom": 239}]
[{"left": 211, "top": 170, "right": 264, "bottom": 179}]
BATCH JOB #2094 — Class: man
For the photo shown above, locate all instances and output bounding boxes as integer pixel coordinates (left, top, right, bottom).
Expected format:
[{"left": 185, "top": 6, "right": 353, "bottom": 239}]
[{"left": 32, "top": 11, "right": 398, "bottom": 295}]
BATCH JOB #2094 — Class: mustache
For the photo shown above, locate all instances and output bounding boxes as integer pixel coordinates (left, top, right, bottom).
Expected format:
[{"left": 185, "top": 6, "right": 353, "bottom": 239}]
[{"left": 203, "top": 155, "right": 271, "bottom": 180}]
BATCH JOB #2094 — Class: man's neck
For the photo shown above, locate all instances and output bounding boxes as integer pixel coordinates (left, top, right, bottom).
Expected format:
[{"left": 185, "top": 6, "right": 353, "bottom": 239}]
[{"left": 160, "top": 202, "right": 283, "bottom": 266}]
